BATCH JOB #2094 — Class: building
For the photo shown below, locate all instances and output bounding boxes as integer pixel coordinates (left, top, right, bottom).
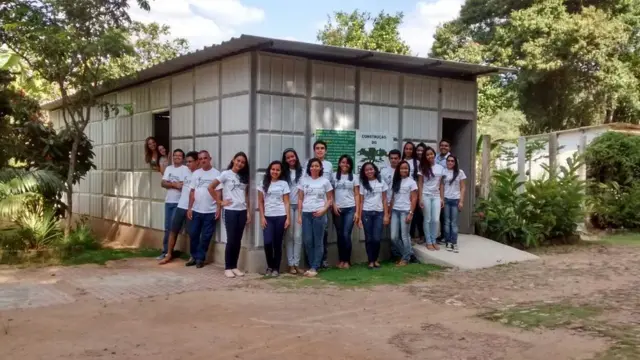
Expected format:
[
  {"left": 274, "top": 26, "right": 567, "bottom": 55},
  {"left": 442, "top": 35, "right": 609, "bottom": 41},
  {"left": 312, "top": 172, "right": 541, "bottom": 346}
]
[{"left": 43, "top": 35, "right": 509, "bottom": 272}]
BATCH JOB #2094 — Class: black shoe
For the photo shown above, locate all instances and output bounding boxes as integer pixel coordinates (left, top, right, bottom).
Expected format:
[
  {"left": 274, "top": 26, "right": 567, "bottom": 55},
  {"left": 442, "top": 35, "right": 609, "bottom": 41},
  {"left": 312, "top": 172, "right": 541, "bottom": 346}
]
[
  {"left": 409, "top": 255, "right": 419, "bottom": 264},
  {"left": 185, "top": 259, "right": 197, "bottom": 267},
  {"left": 446, "top": 243, "right": 453, "bottom": 252},
  {"left": 196, "top": 261, "right": 204, "bottom": 268}
]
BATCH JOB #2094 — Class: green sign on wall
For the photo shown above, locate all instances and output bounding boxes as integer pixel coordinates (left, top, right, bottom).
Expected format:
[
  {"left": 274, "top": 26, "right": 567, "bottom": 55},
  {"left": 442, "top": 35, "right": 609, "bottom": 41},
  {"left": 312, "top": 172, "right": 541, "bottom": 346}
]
[{"left": 314, "top": 129, "right": 357, "bottom": 171}]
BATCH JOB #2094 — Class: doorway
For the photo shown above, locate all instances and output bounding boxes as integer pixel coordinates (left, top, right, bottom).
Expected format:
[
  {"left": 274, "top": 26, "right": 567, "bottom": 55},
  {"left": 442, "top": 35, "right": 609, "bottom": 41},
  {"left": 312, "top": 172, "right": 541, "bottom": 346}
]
[
  {"left": 441, "top": 118, "right": 474, "bottom": 234},
  {"left": 153, "top": 111, "right": 170, "bottom": 151}
]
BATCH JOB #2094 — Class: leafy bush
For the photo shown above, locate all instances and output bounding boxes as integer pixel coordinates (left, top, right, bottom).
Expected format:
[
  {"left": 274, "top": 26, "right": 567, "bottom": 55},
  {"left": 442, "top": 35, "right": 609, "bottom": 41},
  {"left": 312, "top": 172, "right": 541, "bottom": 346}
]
[
  {"left": 57, "top": 222, "right": 101, "bottom": 257},
  {"left": 589, "top": 181, "right": 640, "bottom": 229},
  {"left": 476, "top": 153, "right": 585, "bottom": 248}
]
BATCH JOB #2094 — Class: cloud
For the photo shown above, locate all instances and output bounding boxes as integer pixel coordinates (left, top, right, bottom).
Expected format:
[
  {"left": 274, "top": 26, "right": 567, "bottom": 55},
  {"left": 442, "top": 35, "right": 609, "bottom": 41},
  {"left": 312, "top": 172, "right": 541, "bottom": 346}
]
[
  {"left": 400, "top": 0, "right": 465, "bottom": 57},
  {"left": 129, "top": 0, "right": 265, "bottom": 50}
]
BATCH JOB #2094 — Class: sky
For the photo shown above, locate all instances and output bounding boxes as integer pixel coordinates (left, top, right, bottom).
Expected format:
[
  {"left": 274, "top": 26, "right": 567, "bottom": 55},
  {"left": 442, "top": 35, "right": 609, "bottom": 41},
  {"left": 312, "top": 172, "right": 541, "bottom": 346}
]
[{"left": 129, "top": 0, "right": 466, "bottom": 57}]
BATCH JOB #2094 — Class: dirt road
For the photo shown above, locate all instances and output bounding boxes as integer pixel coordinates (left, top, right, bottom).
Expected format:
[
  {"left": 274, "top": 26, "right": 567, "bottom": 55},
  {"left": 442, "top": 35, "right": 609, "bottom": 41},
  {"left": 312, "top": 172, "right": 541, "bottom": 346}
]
[{"left": 1, "top": 244, "right": 638, "bottom": 360}]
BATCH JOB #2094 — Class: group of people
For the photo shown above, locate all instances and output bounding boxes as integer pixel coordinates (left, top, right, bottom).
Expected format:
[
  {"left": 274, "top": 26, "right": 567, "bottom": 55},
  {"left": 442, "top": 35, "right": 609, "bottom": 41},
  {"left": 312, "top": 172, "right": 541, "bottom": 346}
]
[
  {"left": 144, "top": 136, "right": 170, "bottom": 174},
  {"left": 151, "top": 137, "right": 466, "bottom": 279}
]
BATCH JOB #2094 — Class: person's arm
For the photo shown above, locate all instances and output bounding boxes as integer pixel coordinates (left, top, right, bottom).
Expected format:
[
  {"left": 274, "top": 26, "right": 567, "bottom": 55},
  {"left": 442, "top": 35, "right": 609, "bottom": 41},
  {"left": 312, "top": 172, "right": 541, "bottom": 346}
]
[
  {"left": 315, "top": 187, "right": 333, "bottom": 217},
  {"left": 382, "top": 192, "right": 390, "bottom": 225},
  {"left": 207, "top": 179, "right": 222, "bottom": 202},
  {"left": 439, "top": 181, "right": 445, "bottom": 208},
  {"left": 459, "top": 179, "right": 466, "bottom": 211},
  {"left": 407, "top": 190, "right": 417, "bottom": 224},
  {"left": 258, "top": 189, "right": 267, "bottom": 229},
  {"left": 283, "top": 193, "right": 291, "bottom": 229},
  {"left": 417, "top": 174, "right": 424, "bottom": 208},
  {"left": 297, "top": 189, "right": 304, "bottom": 224},
  {"left": 353, "top": 185, "right": 360, "bottom": 224},
  {"left": 187, "top": 189, "right": 195, "bottom": 220},
  {"left": 161, "top": 169, "right": 174, "bottom": 189},
  {"left": 246, "top": 182, "right": 252, "bottom": 224},
  {"left": 215, "top": 189, "right": 222, "bottom": 219}
]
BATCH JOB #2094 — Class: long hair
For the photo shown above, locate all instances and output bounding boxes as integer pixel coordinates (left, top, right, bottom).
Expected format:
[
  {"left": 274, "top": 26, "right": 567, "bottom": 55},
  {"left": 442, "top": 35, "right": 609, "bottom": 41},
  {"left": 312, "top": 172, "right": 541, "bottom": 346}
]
[
  {"left": 263, "top": 160, "right": 285, "bottom": 193},
  {"left": 144, "top": 136, "right": 158, "bottom": 164},
  {"left": 227, "top": 151, "right": 250, "bottom": 184},
  {"left": 281, "top": 148, "right": 303, "bottom": 184},
  {"left": 359, "top": 162, "right": 380, "bottom": 193},
  {"left": 447, "top": 155, "right": 460, "bottom": 185},
  {"left": 392, "top": 161, "right": 410, "bottom": 194},
  {"left": 402, "top": 141, "right": 419, "bottom": 180},
  {"left": 419, "top": 146, "right": 437, "bottom": 180},
  {"left": 305, "top": 158, "right": 324, "bottom": 178},
  {"left": 335, "top": 154, "right": 354, "bottom": 181}
]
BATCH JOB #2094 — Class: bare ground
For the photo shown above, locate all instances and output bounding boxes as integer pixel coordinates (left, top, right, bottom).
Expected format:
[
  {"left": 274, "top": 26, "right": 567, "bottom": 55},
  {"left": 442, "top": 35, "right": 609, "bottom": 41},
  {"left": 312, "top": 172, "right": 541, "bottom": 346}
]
[{"left": 1, "top": 243, "right": 639, "bottom": 360}]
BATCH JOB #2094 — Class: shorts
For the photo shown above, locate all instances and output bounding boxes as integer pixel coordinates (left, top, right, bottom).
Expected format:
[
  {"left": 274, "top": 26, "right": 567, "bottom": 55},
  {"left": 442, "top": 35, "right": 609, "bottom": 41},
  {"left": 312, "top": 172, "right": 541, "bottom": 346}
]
[{"left": 171, "top": 207, "right": 189, "bottom": 233}]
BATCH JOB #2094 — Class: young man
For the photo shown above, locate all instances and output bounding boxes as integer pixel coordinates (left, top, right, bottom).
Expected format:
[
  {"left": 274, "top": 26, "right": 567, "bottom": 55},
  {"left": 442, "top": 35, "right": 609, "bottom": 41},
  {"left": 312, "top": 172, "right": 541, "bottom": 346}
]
[
  {"left": 382, "top": 149, "right": 402, "bottom": 260},
  {"left": 186, "top": 150, "right": 221, "bottom": 268},
  {"left": 159, "top": 151, "right": 199, "bottom": 264},
  {"left": 435, "top": 139, "right": 451, "bottom": 243},
  {"left": 306, "top": 140, "right": 334, "bottom": 268},
  {"left": 158, "top": 149, "right": 190, "bottom": 260}
]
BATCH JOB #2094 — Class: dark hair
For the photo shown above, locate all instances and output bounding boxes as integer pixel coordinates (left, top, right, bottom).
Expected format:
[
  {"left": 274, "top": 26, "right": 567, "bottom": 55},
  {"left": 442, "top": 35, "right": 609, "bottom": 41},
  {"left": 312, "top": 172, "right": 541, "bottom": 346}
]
[
  {"left": 227, "top": 152, "right": 250, "bottom": 184},
  {"left": 392, "top": 161, "right": 411, "bottom": 194},
  {"left": 144, "top": 136, "right": 158, "bottom": 164},
  {"left": 439, "top": 138, "right": 452, "bottom": 147},
  {"left": 172, "top": 148, "right": 185, "bottom": 158},
  {"left": 447, "top": 155, "right": 460, "bottom": 185},
  {"left": 281, "top": 148, "right": 303, "bottom": 184},
  {"left": 359, "top": 162, "right": 380, "bottom": 193},
  {"left": 198, "top": 150, "right": 210, "bottom": 158},
  {"left": 335, "top": 154, "right": 354, "bottom": 181},
  {"left": 263, "top": 161, "right": 285, "bottom": 193},
  {"left": 305, "top": 158, "right": 324, "bottom": 178},
  {"left": 313, "top": 140, "right": 327, "bottom": 150},
  {"left": 416, "top": 142, "right": 427, "bottom": 153},
  {"left": 402, "top": 142, "right": 419, "bottom": 180},
  {"left": 419, "top": 146, "right": 437, "bottom": 180},
  {"left": 185, "top": 151, "right": 198, "bottom": 161},
  {"left": 388, "top": 149, "right": 401, "bottom": 159}
]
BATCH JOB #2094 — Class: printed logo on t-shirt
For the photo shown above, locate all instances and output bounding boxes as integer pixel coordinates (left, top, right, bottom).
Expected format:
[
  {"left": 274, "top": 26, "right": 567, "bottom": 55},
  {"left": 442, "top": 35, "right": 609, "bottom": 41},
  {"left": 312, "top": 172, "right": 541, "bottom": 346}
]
[
  {"left": 364, "top": 183, "right": 384, "bottom": 198},
  {"left": 303, "top": 184, "right": 324, "bottom": 199},
  {"left": 229, "top": 178, "right": 246, "bottom": 192},
  {"left": 196, "top": 178, "right": 212, "bottom": 189}
]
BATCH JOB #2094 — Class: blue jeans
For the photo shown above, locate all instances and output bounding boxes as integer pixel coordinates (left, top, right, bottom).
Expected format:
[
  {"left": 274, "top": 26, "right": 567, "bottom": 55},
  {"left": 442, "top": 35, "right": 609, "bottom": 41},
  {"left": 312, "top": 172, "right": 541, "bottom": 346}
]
[
  {"left": 390, "top": 210, "right": 412, "bottom": 262},
  {"left": 362, "top": 211, "right": 383, "bottom": 263},
  {"left": 163, "top": 203, "right": 178, "bottom": 254},
  {"left": 422, "top": 196, "right": 442, "bottom": 245},
  {"left": 286, "top": 205, "right": 302, "bottom": 266},
  {"left": 224, "top": 209, "right": 247, "bottom": 270},
  {"left": 302, "top": 212, "right": 326, "bottom": 271},
  {"left": 188, "top": 211, "right": 216, "bottom": 262},
  {"left": 443, "top": 198, "right": 459, "bottom": 244},
  {"left": 333, "top": 207, "right": 355, "bottom": 263},
  {"left": 263, "top": 215, "right": 287, "bottom": 270}
]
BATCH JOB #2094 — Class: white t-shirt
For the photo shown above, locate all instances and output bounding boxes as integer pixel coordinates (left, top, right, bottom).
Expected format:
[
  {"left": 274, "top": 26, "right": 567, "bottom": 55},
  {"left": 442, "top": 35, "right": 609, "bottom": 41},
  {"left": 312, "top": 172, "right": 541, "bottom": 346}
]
[
  {"left": 405, "top": 158, "right": 420, "bottom": 178},
  {"left": 359, "top": 179, "right": 388, "bottom": 212},
  {"left": 217, "top": 170, "right": 248, "bottom": 211},
  {"left": 298, "top": 177, "right": 333, "bottom": 213},
  {"left": 162, "top": 165, "right": 191, "bottom": 203},
  {"left": 334, "top": 173, "right": 359, "bottom": 209},
  {"left": 419, "top": 164, "right": 446, "bottom": 197},
  {"left": 380, "top": 166, "right": 395, "bottom": 205},
  {"left": 288, "top": 169, "right": 301, "bottom": 206},
  {"left": 257, "top": 180, "right": 290, "bottom": 217},
  {"left": 177, "top": 171, "right": 195, "bottom": 210},
  {"left": 189, "top": 168, "right": 221, "bottom": 214},
  {"left": 391, "top": 177, "right": 418, "bottom": 211},
  {"left": 444, "top": 169, "right": 467, "bottom": 200},
  {"left": 304, "top": 159, "right": 333, "bottom": 184}
]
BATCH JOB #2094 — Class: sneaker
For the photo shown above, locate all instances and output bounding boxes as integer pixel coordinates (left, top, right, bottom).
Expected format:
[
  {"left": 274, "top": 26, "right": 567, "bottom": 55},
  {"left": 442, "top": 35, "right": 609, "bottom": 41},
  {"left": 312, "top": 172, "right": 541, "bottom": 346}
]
[
  {"left": 185, "top": 259, "right": 197, "bottom": 267},
  {"left": 196, "top": 261, "right": 204, "bottom": 268},
  {"left": 224, "top": 270, "right": 236, "bottom": 278},
  {"left": 289, "top": 266, "right": 297, "bottom": 275},
  {"left": 271, "top": 270, "right": 280, "bottom": 277},
  {"left": 446, "top": 243, "right": 453, "bottom": 252},
  {"left": 304, "top": 269, "right": 317, "bottom": 277},
  {"left": 321, "top": 260, "right": 330, "bottom": 269},
  {"left": 453, "top": 244, "right": 459, "bottom": 253},
  {"left": 155, "top": 254, "right": 166, "bottom": 260},
  {"left": 396, "top": 260, "right": 408, "bottom": 267},
  {"left": 231, "top": 268, "right": 245, "bottom": 277},
  {"left": 264, "top": 268, "right": 273, "bottom": 276},
  {"left": 409, "top": 255, "right": 419, "bottom": 264}
]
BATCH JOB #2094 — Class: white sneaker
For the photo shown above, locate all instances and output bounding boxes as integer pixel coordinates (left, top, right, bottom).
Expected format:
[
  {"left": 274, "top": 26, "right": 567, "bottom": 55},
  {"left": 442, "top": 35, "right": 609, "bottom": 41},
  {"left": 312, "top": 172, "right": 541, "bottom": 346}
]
[
  {"left": 224, "top": 270, "right": 235, "bottom": 278},
  {"left": 231, "top": 268, "right": 245, "bottom": 277},
  {"left": 304, "top": 269, "right": 318, "bottom": 277}
]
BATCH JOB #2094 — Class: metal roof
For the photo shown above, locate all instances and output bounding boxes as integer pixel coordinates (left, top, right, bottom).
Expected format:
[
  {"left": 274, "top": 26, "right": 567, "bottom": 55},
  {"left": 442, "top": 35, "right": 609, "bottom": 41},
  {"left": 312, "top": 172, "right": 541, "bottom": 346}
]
[{"left": 42, "top": 35, "right": 513, "bottom": 110}]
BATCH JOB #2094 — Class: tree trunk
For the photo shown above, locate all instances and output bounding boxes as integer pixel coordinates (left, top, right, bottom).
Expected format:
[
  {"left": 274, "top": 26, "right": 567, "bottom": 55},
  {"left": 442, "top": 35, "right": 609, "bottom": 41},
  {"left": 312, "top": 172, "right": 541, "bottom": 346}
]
[{"left": 64, "top": 136, "right": 80, "bottom": 236}]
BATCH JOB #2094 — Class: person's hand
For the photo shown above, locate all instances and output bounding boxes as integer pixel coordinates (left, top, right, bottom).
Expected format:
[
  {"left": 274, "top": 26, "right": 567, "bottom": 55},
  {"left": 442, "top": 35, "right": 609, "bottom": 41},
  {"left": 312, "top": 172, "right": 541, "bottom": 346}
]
[
  {"left": 405, "top": 212, "right": 413, "bottom": 224},
  {"left": 297, "top": 214, "right": 302, "bottom": 225},
  {"left": 458, "top": 201, "right": 464, "bottom": 212},
  {"left": 420, "top": 200, "right": 424, "bottom": 209},
  {"left": 221, "top": 199, "right": 233, "bottom": 207},
  {"left": 440, "top": 199, "right": 444, "bottom": 208},
  {"left": 187, "top": 209, "right": 193, "bottom": 220},
  {"left": 383, "top": 214, "right": 390, "bottom": 225},
  {"left": 332, "top": 205, "right": 340, "bottom": 216},
  {"left": 261, "top": 216, "right": 267, "bottom": 229},
  {"left": 215, "top": 210, "right": 221, "bottom": 220},
  {"left": 313, "top": 208, "right": 327, "bottom": 217},
  {"left": 246, "top": 211, "right": 252, "bottom": 225},
  {"left": 353, "top": 213, "right": 360, "bottom": 224},
  {"left": 284, "top": 217, "right": 290, "bottom": 229},
  {"left": 357, "top": 220, "right": 363, "bottom": 229},
  {"left": 174, "top": 181, "right": 184, "bottom": 190}
]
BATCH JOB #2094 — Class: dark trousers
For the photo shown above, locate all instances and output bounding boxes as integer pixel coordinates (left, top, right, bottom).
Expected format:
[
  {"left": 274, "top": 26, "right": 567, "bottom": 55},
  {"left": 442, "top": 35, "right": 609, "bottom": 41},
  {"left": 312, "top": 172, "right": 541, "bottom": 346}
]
[
  {"left": 263, "top": 215, "right": 287, "bottom": 270},
  {"left": 188, "top": 211, "right": 216, "bottom": 262},
  {"left": 410, "top": 207, "right": 425, "bottom": 239},
  {"left": 362, "top": 210, "right": 383, "bottom": 263},
  {"left": 224, "top": 209, "right": 247, "bottom": 270},
  {"left": 333, "top": 207, "right": 355, "bottom": 263}
]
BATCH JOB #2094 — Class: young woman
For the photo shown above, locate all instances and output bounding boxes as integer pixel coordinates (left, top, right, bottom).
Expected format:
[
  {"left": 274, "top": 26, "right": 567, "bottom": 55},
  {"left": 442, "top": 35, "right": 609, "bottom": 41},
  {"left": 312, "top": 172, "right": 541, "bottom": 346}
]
[
  {"left": 157, "top": 144, "right": 170, "bottom": 174},
  {"left": 358, "top": 162, "right": 389, "bottom": 270},
  {"left": 415, "top": 143, "right": 427, "bottom": 163},
  {"left": 258, "top": 161, "right": 290, "bottom": 277},
  {"left": 418, "top": 146, "right": 445, "bottom": 251},
  {"left": 332, "top": 155, "right": 360, "bottom": 269},
  {"left": 208, "top": 152, "right": 252, "bottom": 278},
  {"left": 390, "top": 161, "right": 418, "bottom": 266},
  {"left": 410, "top": 143, "right": 428, "bottom": 243},
  {"left": 402, "top": 141, "right": 420, "bottom": 180},
  {"left": 144, "top": 136, "right": 160, "bottom": 172},
  {"left": 297, "top": 158, "right": 333, "bottom": 277},
  {"left": 282, "top": 148, "right": 303, "bottom": 274},
  {"left": 443, "top": 155, "right": 466, "bottom": 253}
]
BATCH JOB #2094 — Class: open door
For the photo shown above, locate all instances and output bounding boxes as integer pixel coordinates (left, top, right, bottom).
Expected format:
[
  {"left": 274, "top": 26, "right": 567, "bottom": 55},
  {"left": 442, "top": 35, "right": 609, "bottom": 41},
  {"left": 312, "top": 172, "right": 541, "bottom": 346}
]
[
  {"left": 153, "top": 111, "right": 170, "bottom": 151},
  {"left": 441, "top": 118, "right": 474, "bottom": 234}
]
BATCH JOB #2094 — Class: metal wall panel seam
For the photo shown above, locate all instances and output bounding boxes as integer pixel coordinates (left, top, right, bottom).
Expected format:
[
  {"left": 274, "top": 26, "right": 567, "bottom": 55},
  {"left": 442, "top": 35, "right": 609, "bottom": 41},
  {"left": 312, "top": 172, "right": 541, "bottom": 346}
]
[
  {"left": 308, "top": 96, "right": 357, "bottom": 105},
  {"left": 256, "top": 90, "right": 306, "bottom": 99},
  {"left": 397, "top": 75, "right": 405, "bottom": 149},
  {"left": 248, "top": 50, "right": 259, "bottom": 249},
  {"left": 220, "top": 90, "right": 250, "bottom": 99},
  {"left": 354, "top": 68, "right": 361, "bottom": 130},
  {"left": 305, "top": 59, "right": 312, "bottom": 161},
  {"left": 437, "top": 77, "right": 443, "bottom": 141}
]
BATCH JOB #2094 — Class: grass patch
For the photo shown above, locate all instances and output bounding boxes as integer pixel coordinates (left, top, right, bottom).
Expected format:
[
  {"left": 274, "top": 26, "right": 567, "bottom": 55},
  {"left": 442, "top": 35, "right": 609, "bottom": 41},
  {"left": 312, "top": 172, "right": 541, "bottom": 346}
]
[
  {"left": 482, "top": 303, "right": 602, "bottom": 329},
  {"left": 60, "top": 248, "right": 162, "bottom": 265},
  {"left": 599, "top": 232, "right": 640, "bottom": 246}
]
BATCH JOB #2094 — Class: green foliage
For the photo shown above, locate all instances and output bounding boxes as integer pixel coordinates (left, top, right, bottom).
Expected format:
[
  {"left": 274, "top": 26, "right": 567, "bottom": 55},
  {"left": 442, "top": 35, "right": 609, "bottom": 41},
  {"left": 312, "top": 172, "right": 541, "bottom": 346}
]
[
  {"left": 476, "top": 153, "right": 585, "bottom": 248},
  {"left": 0, "top": 47, "right": 58, "bottom": 101},
  {"left": 317, "top": 10, "right": 411, "bottom": 54},
  {"left": 0, "top": 168, "right": 65, "bottom": 219}
]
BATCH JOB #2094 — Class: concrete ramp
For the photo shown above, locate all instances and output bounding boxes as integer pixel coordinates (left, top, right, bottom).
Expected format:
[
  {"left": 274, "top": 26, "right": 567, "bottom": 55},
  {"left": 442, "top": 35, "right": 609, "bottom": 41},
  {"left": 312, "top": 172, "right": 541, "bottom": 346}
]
[{"left": 413, "top": 234, "right": 539, "bottom": 270}]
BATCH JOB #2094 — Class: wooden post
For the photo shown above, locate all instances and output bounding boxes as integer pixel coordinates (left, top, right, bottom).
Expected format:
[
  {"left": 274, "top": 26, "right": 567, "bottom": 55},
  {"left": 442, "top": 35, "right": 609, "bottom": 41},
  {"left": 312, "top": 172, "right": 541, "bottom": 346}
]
[
  {"left": 517, "top": 136, "right": 526, "bottom": 193},
  {"left": 548, "top": 132, "right": 558, "bottom": 178},
  {"left": 480, "top": 134, "right": 491, "bottom": 198}
]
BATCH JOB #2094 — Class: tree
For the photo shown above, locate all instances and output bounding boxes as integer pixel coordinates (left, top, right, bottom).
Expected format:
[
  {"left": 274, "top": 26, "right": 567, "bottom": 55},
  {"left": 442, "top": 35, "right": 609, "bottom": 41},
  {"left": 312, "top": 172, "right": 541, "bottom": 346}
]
[
  {"left": 0, "top": 47, "right": 58, "bottom": 101},
  {"left": 318, "top": 10, "right": 411, "bottom": 55},
  {"left": 0, "top": 0, "right": 151, "bottom": 232}
]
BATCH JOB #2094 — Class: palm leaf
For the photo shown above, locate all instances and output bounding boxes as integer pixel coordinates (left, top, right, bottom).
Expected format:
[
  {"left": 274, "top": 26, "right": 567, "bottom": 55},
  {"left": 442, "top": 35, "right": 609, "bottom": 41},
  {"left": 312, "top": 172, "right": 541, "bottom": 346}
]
[
  {"left": 0, "top": 168, "right": 65, "bottom": 196},
  {"left": 0, "top": 192, "right": 41, "bottom": 219}
]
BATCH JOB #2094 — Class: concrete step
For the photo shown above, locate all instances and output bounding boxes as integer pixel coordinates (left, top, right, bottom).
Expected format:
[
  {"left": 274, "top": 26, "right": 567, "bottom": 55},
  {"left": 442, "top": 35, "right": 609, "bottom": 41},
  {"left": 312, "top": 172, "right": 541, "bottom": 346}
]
[{"left": 413, "top": 234, "right": 540, "bottom": 270}]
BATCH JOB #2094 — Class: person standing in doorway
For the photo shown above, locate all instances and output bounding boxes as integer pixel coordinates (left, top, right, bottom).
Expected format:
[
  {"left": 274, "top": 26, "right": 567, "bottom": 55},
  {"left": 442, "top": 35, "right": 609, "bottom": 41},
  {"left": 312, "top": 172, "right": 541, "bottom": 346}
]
[
  {"left": 258, "top": 161, "right": 290, "bottom": 277},
  {"left": 208, "top": 152, "right": 251, "bottom": 278},
  {"left": 158, "top": 149, "right": 190, "bottom": 260},
  {"left": 390, "top": 161, "right": 418, "bottom": 266},
  {"left": 435, "top": 139, "right": 452, "bottom": 243},
  {"left": 159, "top": 151, "right": 200, "bottom": 264},
  {"left": 282, "top": 149, "right": 303, "bottom": 274},
  {"left": 418, "top": 146, "right": 445, "bottom": 251},
  {"left": 186, "top": 151, "right": 221, "bottom": 268},
  {"left": 358, "top": 162, "right": 390, "bottom": 270},
  {"left": 332, "top": 155, "right": 360, "bottom": 269},
  {"left": 443, "top": 155, "right": 466, "bottom": 253},
  {"left": 298, "top": 158, "right": 333, "bottom": 277},
  {"left": 306, "top": 140, "right": 334, "bottom": 268}
]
